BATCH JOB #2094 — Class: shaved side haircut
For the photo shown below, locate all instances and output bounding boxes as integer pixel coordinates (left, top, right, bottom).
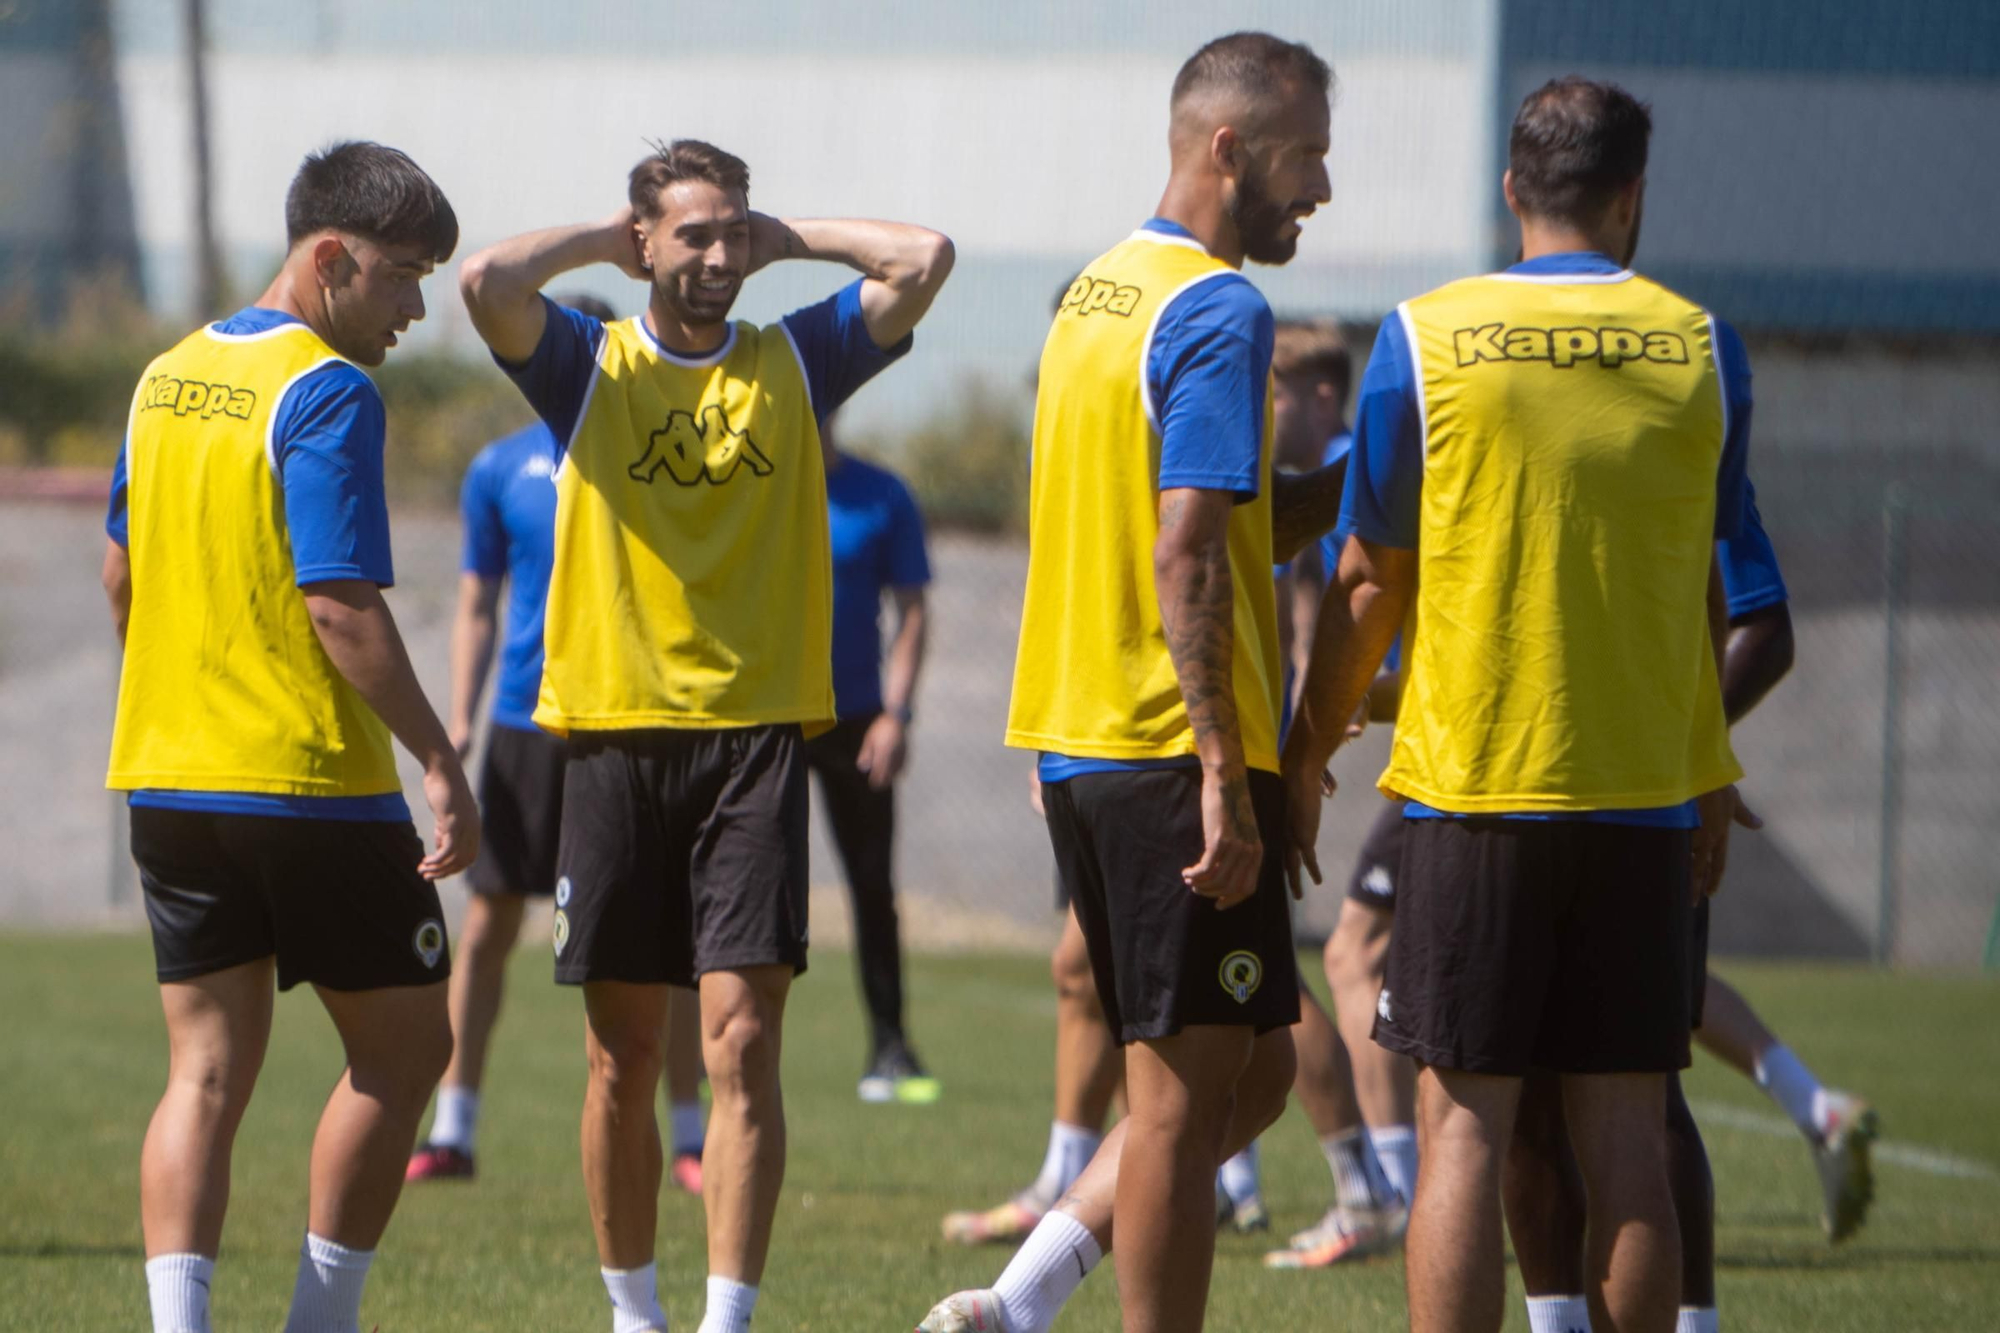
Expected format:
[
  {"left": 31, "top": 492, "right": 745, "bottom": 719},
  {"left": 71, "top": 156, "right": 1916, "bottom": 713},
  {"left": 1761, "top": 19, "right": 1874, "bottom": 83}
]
[{"left": 1170, "top": 30, "right": 1333, "bottom": 134}]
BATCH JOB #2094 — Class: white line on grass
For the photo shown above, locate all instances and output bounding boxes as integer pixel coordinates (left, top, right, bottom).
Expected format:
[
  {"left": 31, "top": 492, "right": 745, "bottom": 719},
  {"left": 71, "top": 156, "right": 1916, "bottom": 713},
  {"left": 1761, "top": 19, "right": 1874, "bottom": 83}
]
[{"left": 1688, "top": 1097, "right": 2000, "bottom": 1183}]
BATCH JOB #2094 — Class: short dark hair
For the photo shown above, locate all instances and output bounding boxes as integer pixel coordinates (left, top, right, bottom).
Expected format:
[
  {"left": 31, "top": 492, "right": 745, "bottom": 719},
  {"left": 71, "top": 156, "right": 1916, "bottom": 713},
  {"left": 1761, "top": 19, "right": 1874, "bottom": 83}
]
[
  {"left": 1508, "top": 77, "right": 1652, "bottom": 225},
  {"left": 1171, "top": 31, "right": 1332, "bottom": 119},
  {"left": 554, "top": 293, "right": 616, "bottom": 323},
  {"left": 629, "top": 139, "right": 751, "bottom": 222},
  {"left": 1273, "top": 320, "right": 1352, "bottom": 403},
  {"left": 285, "top": 141, "right": 457, "bottom": 261}
]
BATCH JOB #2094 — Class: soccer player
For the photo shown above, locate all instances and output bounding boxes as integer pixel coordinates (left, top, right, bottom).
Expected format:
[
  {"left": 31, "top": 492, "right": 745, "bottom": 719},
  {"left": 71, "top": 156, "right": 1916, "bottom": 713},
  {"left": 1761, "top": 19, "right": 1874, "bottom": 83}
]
[
  {"left": 1283, "top": 78, "right": 1753, "bottom": 1333},
  {"left": 919, "top": 31, "right": 1344, "bottom": 1333},
  {"left": 1261, "top": 320, "right": 1417, "bottom": 1269},
  {"left": 405, "top": 292, "right": 708, "bottom": 1192},
  {"left": 1504, "top": 492, "right": 1877, "bottom": 1333},
  {"left": 813, "top": 417, "right": 939, "bottom": 1103},
  {"left": 459, "top": 139, "right": 951, "bottom": 1333},
  {"left": 102, "top": 141, "right": 471, "bottom": 1333}
]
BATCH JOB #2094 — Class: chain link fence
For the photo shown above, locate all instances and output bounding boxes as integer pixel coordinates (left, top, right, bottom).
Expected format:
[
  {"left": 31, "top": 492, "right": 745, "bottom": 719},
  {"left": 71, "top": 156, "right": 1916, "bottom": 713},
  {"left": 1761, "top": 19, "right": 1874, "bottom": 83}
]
[{"left": 864, "top": 428, "right": 2000, "bottom": 972}]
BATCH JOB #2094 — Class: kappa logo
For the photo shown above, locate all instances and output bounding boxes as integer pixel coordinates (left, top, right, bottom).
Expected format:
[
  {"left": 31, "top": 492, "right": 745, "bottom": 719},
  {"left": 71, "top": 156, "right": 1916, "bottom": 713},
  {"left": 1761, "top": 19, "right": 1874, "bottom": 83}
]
[
  {"left": 140, "top": 374, "right": 258, "bottom": 421},
  {"left": 412, "top": 919, "right": 446, "bottom": 969},
  {"left": 521, "top": 454, "right": 556, "bottom": 482},
  {"left": 1218, "top": 950, "right": 1264, "bottom": 1005},
  {"left": 1361, "top": 864, "right": 1394, "bottom": 900},
  {"left": 1377, "top": 988, "right": 1394, "bottom": 1024},
  {"left": 628, "top": 405, "right": 773, "bottom": 487},
  {"left": 1058, "top": 273, "right": 1142, "bottom": 319},
  {"left": 1451, "top": 323, "right": 1689, "bottom": 370}
]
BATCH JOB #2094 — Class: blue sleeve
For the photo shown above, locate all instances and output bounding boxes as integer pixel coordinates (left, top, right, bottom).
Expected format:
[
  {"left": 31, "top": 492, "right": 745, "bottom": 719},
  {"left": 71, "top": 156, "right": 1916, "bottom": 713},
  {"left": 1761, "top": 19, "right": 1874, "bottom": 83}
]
[
  {"left": 885, "top": 477, "right": 932, "bottom": 588},
  {"left": 459, "top": 450, "right": 507, "bottom": 580},
  {"left": 1718, "top": 478, "right": 1788, "bottom": 618},
  {"left": 278, "top": 365, "right": 396, "bottom": 587},
  {"left": 106, "top": 439, "right": 128, "bottom": 546},
  {"left": 1336, "top": 315, "right": 1424, "bottom": 549},
  {"left": 1712, "top": 318, "right": 1752, "bottom": 541},
  {"left": 500, "top": 296, "right": 606, "bottom": 451},
  {"left": 781, "top": 278, "right": 911, "bottom": 423},
  {"left": 1150, "top": 276, "right": 1272, "bottom": 498}
]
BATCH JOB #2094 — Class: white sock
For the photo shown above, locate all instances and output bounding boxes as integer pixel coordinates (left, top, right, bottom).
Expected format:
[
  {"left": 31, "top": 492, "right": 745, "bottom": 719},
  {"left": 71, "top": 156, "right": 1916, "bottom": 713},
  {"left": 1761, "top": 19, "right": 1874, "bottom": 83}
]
[
  {"left": 1370, "top": 1123, "right": 1418, "bottom": 1205},
  {"left": 282, "top": 1233, "right": 372, "bottom": 1333},
  {"left": 601, "top": 1263, "right": 667, "bottom": 1333},
  {"left": 428, "top": 1085, "right": 480, "bottom": 1152},
  {"left": 1753, "top": 1045, "right": 1826, "bottom": 1141},
  {"left": 1218, "top": 1140, "right": 1261, "bottom": 1206},
  {"left": 697, "top": 1275, "right": 757, "bottom": 1333},
  {"left": 1028, "top": 1121, "right": 1101, "bottom": 1208},
  {"left": 670, "top": 1100, "right": 706, "bottom": 1157},
  {"left": 146, "top": 1253, "right": 214, "bottom": 1333},
  {"left": 1321, "top": 1126, "right": 1396, "bottom": 1211},
  {"left": 1525, "top": 1294, "right": 1592, "bottom": 1333},
  {"left": 1677, "top": 1307, "right": 1719, "bottom": 1333},
  {"left": 993, "top": 1209, "right": 1102, "bottom": 1333}
]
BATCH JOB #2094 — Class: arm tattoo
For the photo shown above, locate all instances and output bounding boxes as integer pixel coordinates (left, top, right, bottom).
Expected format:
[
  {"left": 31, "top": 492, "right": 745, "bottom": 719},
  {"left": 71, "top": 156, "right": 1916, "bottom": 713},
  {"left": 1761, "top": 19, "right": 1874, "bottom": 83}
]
[
  {"left": 1269, "top": 460, "right": 1349, "bottom": 563},
  {"left": 1157, "top": 493, "right": 1257, "bottom": 828}
]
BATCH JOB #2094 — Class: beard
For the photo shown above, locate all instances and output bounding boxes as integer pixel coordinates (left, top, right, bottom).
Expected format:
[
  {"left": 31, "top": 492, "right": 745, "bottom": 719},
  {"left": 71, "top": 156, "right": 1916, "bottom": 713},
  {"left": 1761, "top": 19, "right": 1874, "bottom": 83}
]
[
  {"left": 1618, "top": 199, "right": 1644, "bottom": 268},
  {"left": 656, "top": 267, "right": 741, "bottom": 329},
  {"left": 1229, "top": 160, "right": 1302, "bottom": 266}
]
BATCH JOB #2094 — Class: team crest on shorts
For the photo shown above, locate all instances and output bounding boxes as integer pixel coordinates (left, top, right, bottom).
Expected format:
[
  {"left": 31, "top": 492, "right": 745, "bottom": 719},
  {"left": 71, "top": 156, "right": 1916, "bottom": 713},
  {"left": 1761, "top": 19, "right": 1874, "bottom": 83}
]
[
  {"left": 556, "top": 876, "right": 572, "bottom": 907},
  {"left": 1218, "top": 950, "right": 1263, "bottom": 1004},
  {"left": 412, "top": 919, "right": 446, "bottom": 969},
  {"left": 553, "top": 910, "right": 570, "bottom": 956}
]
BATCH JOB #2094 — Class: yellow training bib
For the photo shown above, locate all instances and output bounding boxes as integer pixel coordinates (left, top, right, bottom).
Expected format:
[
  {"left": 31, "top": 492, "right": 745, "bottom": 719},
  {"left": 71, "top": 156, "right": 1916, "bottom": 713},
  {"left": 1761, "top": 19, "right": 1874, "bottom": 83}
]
[
  {"left": 1005, "top": 229, "right": 1282, "bottom": 772},
  {"left": 1385, "top": 267, "right": 1742, "bottom": 811},
  {"left": 536, "top": 317, "right": 834, "bottom": 735},
  {"left": 107, "top": 322, "right": 400, "bottom": 797}
]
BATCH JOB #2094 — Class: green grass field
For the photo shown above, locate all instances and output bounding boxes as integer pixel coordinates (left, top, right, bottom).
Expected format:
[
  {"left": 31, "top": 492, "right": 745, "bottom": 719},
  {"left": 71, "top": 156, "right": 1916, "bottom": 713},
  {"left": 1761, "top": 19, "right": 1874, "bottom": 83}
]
[{"left": 3, "top": 932, "right": 1997, "bottom": 1331}]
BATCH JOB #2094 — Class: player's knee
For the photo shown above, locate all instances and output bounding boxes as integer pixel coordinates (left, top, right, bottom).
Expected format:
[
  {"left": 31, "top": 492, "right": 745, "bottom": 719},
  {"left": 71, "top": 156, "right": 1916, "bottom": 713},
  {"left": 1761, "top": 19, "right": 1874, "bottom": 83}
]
[
  {"left": 461, "top": 895, "right": 524, "bottom": 961},
  {"left": 1051, "top": 933, "right": 1094, "bottom": 1000},
  {"left": 1236, "top": 1031, "right": 1296, "bottom": 1136},
  {"left": 587, "top": 1020, "right": 665, "bottom": 1102},
  {"left": 704, "top": 1001, "right": 779, "bottom": 1095},
  {"left": 170, "top": 1046, "right": 262, "bottom": 1114}
]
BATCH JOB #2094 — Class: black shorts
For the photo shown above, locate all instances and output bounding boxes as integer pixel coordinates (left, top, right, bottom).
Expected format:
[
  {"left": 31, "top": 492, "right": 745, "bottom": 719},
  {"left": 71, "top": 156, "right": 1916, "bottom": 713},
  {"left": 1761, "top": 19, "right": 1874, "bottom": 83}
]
[
  {"left": 1345, "top": 800, "right": 1408, "bottom": 909},
  {"left": 1044, "top": 767, "right": 1300, "bottom": 1044},
  {"left": 132, "top": 806, "right": 449, "bottom": 992},
  {"left": 467, "top": 724, "right": 567, "bottom": 897},
  {"left": 553, "top": 725, "right": 810, "bottom": 987},
  {"left": 1374, "top": 817, "right": 1692, "bottom": 1076}
]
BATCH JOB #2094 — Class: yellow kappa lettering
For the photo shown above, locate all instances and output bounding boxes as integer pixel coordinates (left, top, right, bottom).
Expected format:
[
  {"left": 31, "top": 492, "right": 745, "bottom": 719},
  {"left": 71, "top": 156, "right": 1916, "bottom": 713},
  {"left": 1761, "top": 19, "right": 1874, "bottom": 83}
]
[
  {"left": 1599, "top": 328, "right": 1646, "bottom": 367},
  {"left": 1453, "top": 324, "right": 1505, "bottom": 365},
  {"left": 1550, "top": 328, "right": 1600, "bottom": 369},
  {"left": 1059, "top": 272, "right": 1142, "bottom": 319},
  {"left": 1449, "top": 323, "right": 1698, "bottom": 371},
  {"left": 1644, "top": 332, "right": 1689, "bottom": 364}
]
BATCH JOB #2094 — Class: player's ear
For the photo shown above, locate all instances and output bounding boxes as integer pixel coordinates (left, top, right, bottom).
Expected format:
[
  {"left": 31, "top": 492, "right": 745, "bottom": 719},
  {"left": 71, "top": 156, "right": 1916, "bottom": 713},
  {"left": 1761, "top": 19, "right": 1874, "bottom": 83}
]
[
  {"left": 1501, "top": 168, "right": 1520, "bottom": 218},
  {"left": 309, "top": 234, "right": 356, "bottom": 290},
  {"left": 1212, "top": 125, "right": 1241, "bottom": 177}
]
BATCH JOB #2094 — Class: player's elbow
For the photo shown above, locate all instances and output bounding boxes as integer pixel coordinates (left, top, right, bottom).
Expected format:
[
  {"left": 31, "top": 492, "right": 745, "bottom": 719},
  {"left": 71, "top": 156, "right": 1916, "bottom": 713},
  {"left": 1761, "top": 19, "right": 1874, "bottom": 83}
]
[
  {"left": 458, "top": 248, "right": 498, "bottom": 311},
  {"left": 896, "top": 230, "right": 955, "bottom": 293}
]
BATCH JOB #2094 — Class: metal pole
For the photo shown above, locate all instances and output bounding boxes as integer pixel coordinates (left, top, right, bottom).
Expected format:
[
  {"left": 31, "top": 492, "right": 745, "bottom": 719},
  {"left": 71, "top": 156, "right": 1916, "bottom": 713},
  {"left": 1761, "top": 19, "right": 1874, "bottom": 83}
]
[
  {"left": 184, "top": 0, "right": 224, "bottom": 318},
  {"left": 1874, "top": 487, "right": 1908, "bottom": 966}
]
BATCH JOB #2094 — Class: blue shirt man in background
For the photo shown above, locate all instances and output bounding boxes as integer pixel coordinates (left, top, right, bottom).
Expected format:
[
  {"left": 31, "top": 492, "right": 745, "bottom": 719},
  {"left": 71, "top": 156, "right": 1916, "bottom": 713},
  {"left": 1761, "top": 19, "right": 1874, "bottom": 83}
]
[{"left": 811, "top": 415, "right": 937, "bottom": 1103}]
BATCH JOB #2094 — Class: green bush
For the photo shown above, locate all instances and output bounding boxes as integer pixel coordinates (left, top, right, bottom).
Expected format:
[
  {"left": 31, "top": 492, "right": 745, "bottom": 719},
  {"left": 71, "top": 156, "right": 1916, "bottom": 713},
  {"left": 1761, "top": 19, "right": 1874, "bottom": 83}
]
[
  {"left": 2, "top": 289, "right": 1026, "bottom": 530},
  {"left": 874, "top": 377, "right": 1031, "bottom": 533}
]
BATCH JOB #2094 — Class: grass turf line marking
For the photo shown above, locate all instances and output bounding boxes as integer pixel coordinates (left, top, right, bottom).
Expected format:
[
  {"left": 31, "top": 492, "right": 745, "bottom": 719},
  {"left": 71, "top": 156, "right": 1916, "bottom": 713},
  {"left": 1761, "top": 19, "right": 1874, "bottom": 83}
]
[{"left": 1689, "top": 1097, "right": 2000, "bottom": 1183}]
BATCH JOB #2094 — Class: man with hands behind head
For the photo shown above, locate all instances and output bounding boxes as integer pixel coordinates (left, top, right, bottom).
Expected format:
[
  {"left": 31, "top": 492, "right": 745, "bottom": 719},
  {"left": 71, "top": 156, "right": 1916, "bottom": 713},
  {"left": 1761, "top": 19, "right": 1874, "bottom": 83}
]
[{"left": 459, "top": 138, "right": 951, "bottom": 1333}]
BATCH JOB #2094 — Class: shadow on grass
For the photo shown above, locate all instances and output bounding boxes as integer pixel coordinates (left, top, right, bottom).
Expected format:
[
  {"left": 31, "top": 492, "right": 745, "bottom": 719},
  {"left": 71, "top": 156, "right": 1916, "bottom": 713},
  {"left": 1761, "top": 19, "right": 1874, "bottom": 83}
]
[
  {"left": 1719, "top": 1246, "right": 2000, "bottom": 1271},
  {"left": 0, "top": 1239, "right": 145, "bottom": 1259}
]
